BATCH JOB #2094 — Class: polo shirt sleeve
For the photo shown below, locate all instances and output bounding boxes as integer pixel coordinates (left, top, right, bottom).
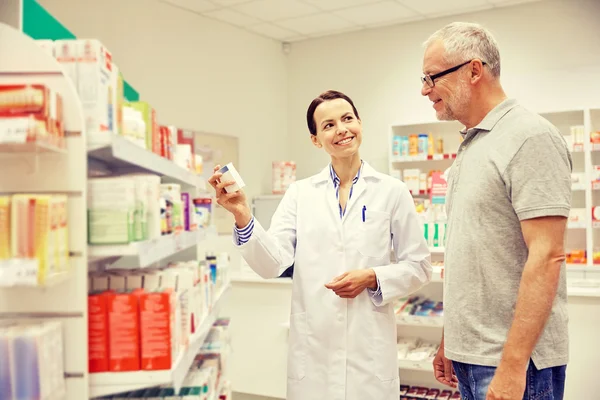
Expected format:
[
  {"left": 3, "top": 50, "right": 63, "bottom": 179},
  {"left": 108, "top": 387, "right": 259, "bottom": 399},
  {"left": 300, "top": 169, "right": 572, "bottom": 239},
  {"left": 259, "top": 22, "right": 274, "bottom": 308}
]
[{"left": 503, "top": 132, "right": 572, "bottom": 221}]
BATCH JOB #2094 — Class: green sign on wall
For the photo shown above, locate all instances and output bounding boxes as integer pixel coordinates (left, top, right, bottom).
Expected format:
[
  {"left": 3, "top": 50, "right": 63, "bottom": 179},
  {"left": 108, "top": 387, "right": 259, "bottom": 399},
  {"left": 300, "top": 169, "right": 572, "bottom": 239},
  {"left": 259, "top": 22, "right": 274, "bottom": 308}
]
[{"left": 21, "top": 0, "right": 140, "bottom": 102}]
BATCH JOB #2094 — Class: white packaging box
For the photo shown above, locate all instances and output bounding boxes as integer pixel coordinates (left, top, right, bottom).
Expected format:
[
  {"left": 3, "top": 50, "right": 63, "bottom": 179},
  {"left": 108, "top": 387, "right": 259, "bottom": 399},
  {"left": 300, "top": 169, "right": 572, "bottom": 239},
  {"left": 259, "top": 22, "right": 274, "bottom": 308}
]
[
  {"left": 88, "top": 177, "right": 136, "bottom": 244},
  {"left": 54, "top": 40, "right": 78, "bottom": 87},
  {"left": 76, "top": 39, "right": 114, "bottom": 142},
  {"left": 219, "top": 162, "right": 245, "bottom": 193}
]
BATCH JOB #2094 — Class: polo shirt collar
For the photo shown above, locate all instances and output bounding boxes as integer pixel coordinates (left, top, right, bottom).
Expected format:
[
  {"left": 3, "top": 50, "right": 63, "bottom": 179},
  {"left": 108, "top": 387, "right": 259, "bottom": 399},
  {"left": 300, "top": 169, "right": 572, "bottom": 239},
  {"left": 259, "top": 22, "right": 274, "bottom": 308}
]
[{"left": 460, "top": 98, "right": 519, "bottom": 138}]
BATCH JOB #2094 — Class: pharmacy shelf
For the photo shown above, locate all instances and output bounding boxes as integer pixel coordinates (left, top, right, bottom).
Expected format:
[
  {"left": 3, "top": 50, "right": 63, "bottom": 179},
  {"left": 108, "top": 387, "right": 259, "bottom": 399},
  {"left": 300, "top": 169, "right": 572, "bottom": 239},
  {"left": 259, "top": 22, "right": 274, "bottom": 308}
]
[
  {"left": 398, "top": 358, "right": 434, "bottom": 372},
  {"left": 87, "top": 133, "right": 206, "bottom": 190},
  {"left": 396, "top": 315, "right": 443, "bottom": 328},
  {"left": 568, "top": 221, "right": 587, "bottom": 229},
  {"left": 0, "top": 140, "right": 67, "bottom": 154},
  {"left": 89, "top": 282, "right": 230, "bottom": 398},
  {"left": 0, "top": 258, "right": 72, "bottom": 288},
  {"left": 88, "top": 228, "right": 206, "bottom": 267},
  {"left": 391, "top": 153, "right": 457, "bottom": 163}
]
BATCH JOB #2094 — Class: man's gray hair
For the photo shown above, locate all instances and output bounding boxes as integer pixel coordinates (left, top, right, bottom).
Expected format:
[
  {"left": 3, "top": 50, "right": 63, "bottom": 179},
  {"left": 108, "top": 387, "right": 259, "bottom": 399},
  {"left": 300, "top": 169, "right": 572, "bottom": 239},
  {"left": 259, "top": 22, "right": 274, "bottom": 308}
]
[{"left": 424, "top": 22, "right": 501, "bottom": 78}]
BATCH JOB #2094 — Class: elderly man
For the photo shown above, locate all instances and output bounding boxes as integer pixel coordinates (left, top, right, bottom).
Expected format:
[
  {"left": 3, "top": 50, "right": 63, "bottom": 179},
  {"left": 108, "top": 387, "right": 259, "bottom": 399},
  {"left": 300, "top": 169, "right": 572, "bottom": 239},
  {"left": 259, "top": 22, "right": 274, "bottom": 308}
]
[{"left": 421, "top": 22, "right": 571, "bottom": 400}]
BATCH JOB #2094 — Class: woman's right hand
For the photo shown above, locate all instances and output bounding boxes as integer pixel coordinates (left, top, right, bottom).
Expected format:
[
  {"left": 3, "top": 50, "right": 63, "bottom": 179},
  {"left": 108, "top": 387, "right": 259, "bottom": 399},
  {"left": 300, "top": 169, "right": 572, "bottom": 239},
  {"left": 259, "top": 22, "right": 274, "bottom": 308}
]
[{"left": 208, "top": 165, "right": 252, "bottom": 227}]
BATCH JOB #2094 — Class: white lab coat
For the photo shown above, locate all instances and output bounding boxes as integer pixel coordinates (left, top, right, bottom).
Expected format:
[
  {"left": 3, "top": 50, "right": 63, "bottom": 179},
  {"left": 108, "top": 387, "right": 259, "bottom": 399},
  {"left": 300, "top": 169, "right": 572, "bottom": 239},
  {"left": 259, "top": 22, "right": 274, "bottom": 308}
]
[{"left": 235, "top": 162, "right": 432, "bottom": 400}]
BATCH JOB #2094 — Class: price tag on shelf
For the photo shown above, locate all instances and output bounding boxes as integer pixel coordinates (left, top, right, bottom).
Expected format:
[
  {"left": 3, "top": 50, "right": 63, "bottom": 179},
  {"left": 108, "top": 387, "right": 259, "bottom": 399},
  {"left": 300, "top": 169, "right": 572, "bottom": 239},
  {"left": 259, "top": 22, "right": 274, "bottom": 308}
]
[
  {"left": 0, "top": 118, "right": 31, "bottom": 144},
  {"left": 0, "top": 259, "right": 38, "bottom": 286}
]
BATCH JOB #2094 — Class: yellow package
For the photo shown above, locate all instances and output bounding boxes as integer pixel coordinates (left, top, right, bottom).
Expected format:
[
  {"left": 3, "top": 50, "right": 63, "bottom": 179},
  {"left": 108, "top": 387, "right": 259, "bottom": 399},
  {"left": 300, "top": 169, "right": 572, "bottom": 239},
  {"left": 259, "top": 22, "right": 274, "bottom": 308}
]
[
  {"left": 11, "top": 195, "right": 52, "bottom": 285},
  {"left": 0, "top": 197, "right": 10, "bottom": 259}
]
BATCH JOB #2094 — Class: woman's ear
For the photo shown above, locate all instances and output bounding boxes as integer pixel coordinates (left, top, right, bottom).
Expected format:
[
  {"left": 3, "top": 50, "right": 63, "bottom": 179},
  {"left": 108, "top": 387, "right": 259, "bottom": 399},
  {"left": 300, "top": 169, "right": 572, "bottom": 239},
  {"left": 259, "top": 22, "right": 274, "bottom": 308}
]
[{"left": 310, "top": 134, "right": 322, "bottom": 148}]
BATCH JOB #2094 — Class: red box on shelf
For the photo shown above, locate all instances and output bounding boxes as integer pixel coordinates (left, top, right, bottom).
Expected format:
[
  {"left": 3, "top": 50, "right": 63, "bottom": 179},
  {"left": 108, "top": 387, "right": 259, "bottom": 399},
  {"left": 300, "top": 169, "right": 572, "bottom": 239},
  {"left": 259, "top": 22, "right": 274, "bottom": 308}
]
[
  {"left": 106, "top": 290, "right": 142, "bottom": 372},
  {"left": 88, "top": 293, "right": 110, "bottom": 373},
  {"left": 139, "top": 289, "right": 177, "bottom": 371},
  {"left": 0, "top": 84, "right": 51, "bottom": 118}
]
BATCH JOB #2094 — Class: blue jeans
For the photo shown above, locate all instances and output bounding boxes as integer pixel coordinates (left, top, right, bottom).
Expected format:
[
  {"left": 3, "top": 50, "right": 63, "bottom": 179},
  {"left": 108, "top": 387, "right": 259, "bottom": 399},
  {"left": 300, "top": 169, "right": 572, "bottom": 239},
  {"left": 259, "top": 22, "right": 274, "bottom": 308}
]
[{"left": 452, "top": 360, "right": 566, "bottom": 400}]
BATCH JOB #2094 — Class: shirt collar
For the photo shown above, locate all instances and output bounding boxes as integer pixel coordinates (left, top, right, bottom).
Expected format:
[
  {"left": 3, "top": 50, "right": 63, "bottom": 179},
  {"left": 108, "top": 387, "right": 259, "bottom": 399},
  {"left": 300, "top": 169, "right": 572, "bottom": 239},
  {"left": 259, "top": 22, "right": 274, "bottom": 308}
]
[
  {"left": 460, "top": 98, "right": 519, "bottom": 138},
  {"left": 312, "top": 160, "right": 379, "bottom": 185},
  {"left": 329, "top": 160, "right": 363, "bottom": 188}
]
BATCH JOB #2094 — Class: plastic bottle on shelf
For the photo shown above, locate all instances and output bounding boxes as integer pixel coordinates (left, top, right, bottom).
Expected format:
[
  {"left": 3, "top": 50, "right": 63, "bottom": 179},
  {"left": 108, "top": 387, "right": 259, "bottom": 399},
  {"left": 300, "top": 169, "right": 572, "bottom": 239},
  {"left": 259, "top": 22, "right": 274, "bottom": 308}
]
[
  {"left": 409, "top": 134, "right": 419, "bottom": 156},
  {"left": 418, "top": 133, "right": 428, "bottom": 155},
  {"left": 392, "top": 135, "right": 401, "bottom": 156},
  {"left": 428, "top": 134, "right": 434, "bottom": 156},
  {"left": 400, "top": 136, "right": 409, "bottom": 157},
  {"left": 436, "top": 137, "right": 444, "bottom": 154}
]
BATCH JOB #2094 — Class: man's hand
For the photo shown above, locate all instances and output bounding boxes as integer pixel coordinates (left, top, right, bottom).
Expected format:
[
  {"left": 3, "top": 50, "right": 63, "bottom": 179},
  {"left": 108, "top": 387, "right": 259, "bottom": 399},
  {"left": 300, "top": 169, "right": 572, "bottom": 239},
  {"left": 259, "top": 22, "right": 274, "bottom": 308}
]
[
  {"left": 325, "top": 269, "right": 377, "bottom": 298},
  {"left": 433, "top": 344, "right": 457, "bottom": 388},
  {"left": 486, "top": 363, "right": 526, "bottom": 400}
]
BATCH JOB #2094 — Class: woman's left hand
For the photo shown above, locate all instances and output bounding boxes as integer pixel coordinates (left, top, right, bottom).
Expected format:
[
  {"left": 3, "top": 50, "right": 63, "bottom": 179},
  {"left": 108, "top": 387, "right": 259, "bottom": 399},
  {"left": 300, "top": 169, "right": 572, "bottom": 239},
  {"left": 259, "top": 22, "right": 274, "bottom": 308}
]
[{"left": 325, "top": 269, "right": 378, "bottom": 298}]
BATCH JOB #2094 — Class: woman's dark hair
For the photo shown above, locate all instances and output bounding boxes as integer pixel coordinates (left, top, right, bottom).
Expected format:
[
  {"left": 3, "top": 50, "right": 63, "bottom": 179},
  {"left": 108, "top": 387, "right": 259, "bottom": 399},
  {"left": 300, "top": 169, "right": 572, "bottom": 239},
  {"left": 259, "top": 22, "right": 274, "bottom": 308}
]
[{"left": 306, "top": 90, "right": 360, "bottom": 136}]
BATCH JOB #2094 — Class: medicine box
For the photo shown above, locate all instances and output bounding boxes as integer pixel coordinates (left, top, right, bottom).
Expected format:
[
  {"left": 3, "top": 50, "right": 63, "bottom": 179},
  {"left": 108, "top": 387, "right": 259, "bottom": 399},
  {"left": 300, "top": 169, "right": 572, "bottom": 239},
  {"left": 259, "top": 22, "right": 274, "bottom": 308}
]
[{"left": 77, "top": 39, "right": 114, "bottom": 143}]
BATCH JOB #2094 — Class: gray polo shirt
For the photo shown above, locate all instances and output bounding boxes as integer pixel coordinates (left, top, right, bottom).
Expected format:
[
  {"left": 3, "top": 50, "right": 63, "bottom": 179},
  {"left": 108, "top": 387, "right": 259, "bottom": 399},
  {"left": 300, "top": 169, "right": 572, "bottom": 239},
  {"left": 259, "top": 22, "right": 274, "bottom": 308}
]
[{"left": 444, "top": 98, "right": 572, "bottom": 370}]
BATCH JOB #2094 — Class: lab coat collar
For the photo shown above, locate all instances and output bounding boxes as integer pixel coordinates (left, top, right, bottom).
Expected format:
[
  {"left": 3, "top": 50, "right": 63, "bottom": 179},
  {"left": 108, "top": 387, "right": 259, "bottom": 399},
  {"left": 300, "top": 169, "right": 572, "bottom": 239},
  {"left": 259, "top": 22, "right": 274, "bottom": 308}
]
[{"left": 311, "top": 160, "right": 381, "bottom": 185}]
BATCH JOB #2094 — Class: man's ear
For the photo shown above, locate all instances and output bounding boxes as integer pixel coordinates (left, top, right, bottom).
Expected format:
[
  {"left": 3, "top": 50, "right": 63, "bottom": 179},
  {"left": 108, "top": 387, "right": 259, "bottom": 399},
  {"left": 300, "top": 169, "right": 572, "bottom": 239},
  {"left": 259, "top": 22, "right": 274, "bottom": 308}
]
[
  {"left": 470, "top": 59, "right": 485, "bottom": 84},
  {"left": 311, "top": 134, "right": 322, "bottom": 148}
]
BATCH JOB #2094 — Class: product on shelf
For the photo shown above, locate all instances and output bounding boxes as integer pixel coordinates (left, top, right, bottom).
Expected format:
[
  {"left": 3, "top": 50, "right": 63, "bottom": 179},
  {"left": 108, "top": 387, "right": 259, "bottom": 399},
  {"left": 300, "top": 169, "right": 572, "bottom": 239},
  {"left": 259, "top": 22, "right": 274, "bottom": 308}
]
[
  {"left": 395, "top": 296, "right": 443, "bottom": 319},
  {"left": 159, "top": 125, "right": 177, "bottom": 160},
  {"left": 0, "top": 194, "right": 69, "bottom": 286},
  {"left": 105, "top": 352, "right": 224, "bottom": 399},
  {"left": 193, "top": 197, "right": 213, "bottom": 229},
  {"left": 272, "top": 161, "right": 297, "bottom": 194},
  {"left": 414, "top": 198, "right": 447, "bottom": 248},
  {"left": 160, "top": 183, "right": 184, "bottom": 235},
  {"left": 392, "top": 133, "right": 444, "bottom": 159},
  {"left": 88, "top": 174, "right": 173, "bottom": 244},
  {"left": 128, "top": 101, "right": 159, "bottom": 154},
  {"left": 566, "top": 249, "right": 586, "bottom": 265},
  {"left": 176, "top": 129, "right": 196, "bottom": 171},
  {"left": 568, "top": 208, "right": 586, "bottom": 226},
  {"left": 400, "top": 385, "right": 458, "bottom": 400},
  {"left": 88, "top": 253, "right": 230, "bottom": 375},
  {"left": 121, "top": 105, "right": 146, "bottom": 148},
  {"left": 0, "top": 84, "right": 65, "bottom": 148},
  {"left": 88, "top": 177, "right": 136, "bottom": 244},
  {"left": 397, "top": 337, "right": 439, "bottom": 363},
  {"left": 0, "top": 197, "right": 10, "bottom": 260},
  {"left": 0, "top": 320, "right": 66, "bottom": 400}
]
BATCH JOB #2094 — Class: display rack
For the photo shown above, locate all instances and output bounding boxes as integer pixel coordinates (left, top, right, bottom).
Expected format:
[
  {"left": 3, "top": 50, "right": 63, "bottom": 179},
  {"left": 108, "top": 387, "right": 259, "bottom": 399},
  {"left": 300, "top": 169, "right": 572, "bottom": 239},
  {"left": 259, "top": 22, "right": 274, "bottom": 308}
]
[
  {"left": 0, "top": 22, "right": 223, "bottom": 399},
  {"left": 89, "top": 283, "right": 230, "bottom": 398},
  {"left": 388, "top": 107, "right": 600, "bottom": 388}
]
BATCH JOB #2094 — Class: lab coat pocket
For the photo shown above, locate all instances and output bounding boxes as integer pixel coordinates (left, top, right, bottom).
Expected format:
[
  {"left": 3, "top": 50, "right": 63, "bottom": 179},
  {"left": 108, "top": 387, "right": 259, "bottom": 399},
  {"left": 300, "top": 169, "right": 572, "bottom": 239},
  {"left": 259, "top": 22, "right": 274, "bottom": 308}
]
[
  {"left": 358, "top": 210, "right": 391, "bottom": 258},
  {"left": 287, "top": 312, "right": 307, "bottom": 381},
  {"left": 370, "top": 311, "right": 398, "bottom": 382}
]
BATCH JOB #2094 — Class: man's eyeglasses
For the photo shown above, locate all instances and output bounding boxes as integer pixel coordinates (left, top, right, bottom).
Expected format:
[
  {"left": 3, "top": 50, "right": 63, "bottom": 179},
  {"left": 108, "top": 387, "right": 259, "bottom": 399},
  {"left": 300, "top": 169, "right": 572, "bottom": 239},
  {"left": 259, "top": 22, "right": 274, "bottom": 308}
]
[{"left": 421, "top": 59, "right": 487, "bottom": 88}]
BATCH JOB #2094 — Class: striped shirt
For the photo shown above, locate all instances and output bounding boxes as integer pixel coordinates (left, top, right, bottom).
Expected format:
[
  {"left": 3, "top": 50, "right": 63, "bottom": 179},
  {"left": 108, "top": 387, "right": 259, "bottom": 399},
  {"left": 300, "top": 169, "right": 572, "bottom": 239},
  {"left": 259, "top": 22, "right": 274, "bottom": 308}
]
[{"left": 233, "top": 161, "right": 381, "bottom": 294}]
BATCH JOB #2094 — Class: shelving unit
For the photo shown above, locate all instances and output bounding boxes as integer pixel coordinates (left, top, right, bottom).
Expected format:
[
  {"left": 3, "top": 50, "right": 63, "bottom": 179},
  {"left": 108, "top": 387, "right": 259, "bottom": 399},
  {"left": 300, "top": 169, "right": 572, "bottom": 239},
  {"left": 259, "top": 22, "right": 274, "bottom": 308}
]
[
  {"left": 388, "top": 107, "right": 600, "bottom": 389},
  {"left": 88, "top": 133, "right": 205, "bottom": 190},
  {"left": 88, "top": 229, "right": 206, "bottom": 267},
  {"left": 0, "top": 21, "right": 225, "bottom": 400},
  {"left": 89, "top": 283, "right": 230, "bottom": 398}
]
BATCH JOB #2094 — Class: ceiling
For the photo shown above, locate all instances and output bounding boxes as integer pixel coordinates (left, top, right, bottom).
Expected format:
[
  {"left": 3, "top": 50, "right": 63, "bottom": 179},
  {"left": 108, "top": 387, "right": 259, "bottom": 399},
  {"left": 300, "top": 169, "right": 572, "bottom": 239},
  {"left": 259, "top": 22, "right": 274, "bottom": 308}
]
[{"left": 160, "top": 0, "right": 543, "bottom": 43}]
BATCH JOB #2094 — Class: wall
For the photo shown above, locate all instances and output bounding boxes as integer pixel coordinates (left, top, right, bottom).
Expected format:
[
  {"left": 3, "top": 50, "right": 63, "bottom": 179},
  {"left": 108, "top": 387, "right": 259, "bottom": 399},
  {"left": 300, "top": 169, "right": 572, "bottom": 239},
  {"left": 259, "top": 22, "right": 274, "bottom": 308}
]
[
  {"left": 287, "top": 0, "right": 600, "bottom": 178},
  {"left": 37, "top": 0, "right": 289, "bottom": 199}
]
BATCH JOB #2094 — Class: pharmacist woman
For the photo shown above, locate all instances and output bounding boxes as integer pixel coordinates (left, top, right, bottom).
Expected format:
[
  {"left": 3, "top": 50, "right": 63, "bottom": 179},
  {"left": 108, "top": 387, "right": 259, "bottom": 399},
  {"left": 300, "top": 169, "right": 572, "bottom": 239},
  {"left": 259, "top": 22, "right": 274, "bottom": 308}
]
[{"left": 208, "top": 90, "right": 432, "bottom": 400}]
